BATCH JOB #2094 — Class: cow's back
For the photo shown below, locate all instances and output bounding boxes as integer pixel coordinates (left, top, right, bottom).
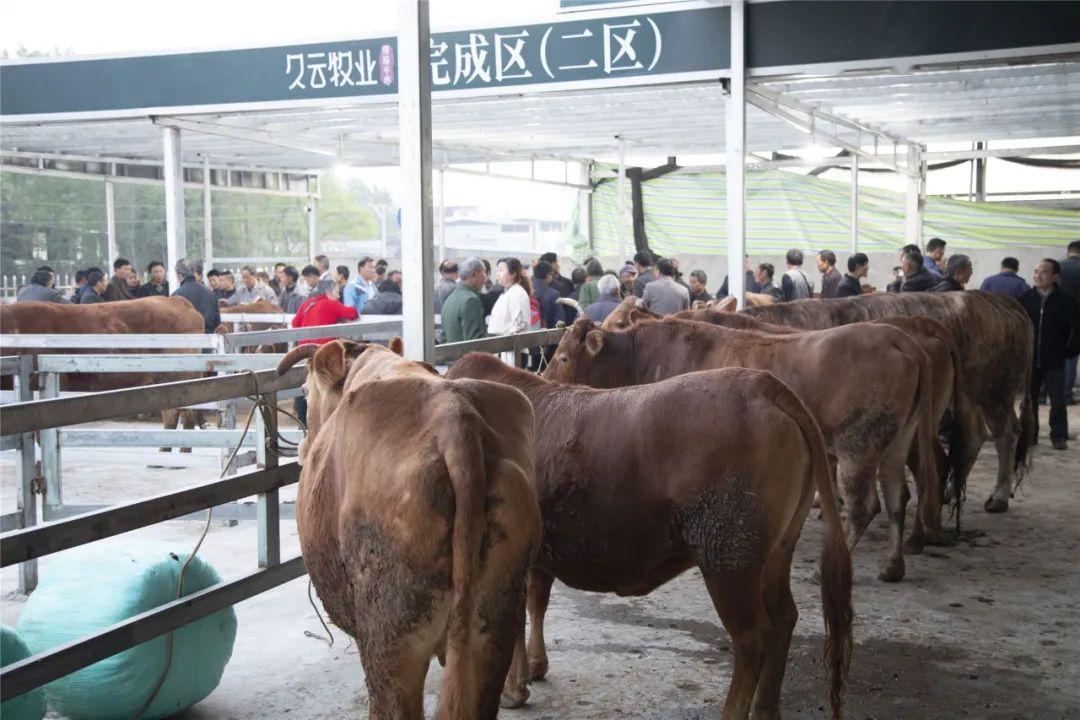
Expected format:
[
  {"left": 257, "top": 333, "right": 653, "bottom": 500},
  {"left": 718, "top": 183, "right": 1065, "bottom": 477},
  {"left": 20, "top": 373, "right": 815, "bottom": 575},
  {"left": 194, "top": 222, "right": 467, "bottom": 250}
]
[{"left": 0, "top": 296, "right": 206, "bottom": 391}]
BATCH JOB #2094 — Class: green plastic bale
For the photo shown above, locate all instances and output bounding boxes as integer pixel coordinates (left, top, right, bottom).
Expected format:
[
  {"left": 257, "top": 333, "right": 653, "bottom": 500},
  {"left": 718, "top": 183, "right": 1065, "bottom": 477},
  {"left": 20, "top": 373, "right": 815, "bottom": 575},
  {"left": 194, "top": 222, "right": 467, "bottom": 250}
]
[
  {"left": 1, "top": 624, "right": 47, "bottom": 720},
  {"left": 17, "top": 540, "right": 237, "bottom": 720}
]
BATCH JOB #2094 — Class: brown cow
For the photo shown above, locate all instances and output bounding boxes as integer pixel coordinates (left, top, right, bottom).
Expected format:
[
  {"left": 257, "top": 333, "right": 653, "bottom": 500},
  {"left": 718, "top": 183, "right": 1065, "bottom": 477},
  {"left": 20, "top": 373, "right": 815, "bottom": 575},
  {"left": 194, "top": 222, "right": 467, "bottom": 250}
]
[
  {"left": 671, "top": 308, "right": 975, "bottom": 539},
  {"left": 0, "top": 296, "right": 206, "bottom": 391},
  {"left": 742, "top": 292, "right": 1034, "bottom": 513},
  {"left": 448, "top": 352, "right": 852, "bottom": 720},
  {"left": 217, "top": 299, "right": 288, "bottom": 353},
  {"left": 277, "top": 340, "right": 540, "bottom": 719},
  {"left": 546, "top": 317, "right": 939, "bottom": 583},
  {"left": 1, "top": 296, "right": 216, "bottom": 451}
]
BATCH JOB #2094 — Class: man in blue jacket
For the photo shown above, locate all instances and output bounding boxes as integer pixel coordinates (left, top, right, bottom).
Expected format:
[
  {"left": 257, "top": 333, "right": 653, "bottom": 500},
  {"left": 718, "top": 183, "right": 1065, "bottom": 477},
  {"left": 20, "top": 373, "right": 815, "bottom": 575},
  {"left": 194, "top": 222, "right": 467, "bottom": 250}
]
[{"left": 979, "top": 257, "right": 1029, "bottom": 299}]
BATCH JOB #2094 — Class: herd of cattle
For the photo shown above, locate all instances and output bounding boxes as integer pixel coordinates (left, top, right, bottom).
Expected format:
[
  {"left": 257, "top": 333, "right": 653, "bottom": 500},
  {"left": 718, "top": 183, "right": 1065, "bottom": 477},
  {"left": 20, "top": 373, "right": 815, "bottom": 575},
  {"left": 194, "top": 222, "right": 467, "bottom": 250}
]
[{"left": 0, "top": 290, "right": 1036, "bottom": 719}]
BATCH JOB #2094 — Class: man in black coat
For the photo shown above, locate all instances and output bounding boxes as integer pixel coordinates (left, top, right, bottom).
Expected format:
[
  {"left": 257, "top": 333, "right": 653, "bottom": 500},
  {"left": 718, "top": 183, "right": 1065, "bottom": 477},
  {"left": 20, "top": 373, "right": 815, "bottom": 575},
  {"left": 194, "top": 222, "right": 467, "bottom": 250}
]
[
  {"left": 172, "top": 259, "right": 220, "bottom": 335},
  {"left": 932, "top": 254, "right": 972, "bottom": 293},
  {"left": 531, "top": 261, "right": 566, "bottom": 328},
  {"left": 1020, "top": 258, "right": 1080, "bottom": 450},
  {"left": 900, "top": 249, "right": 937, "bottom": 292},
  {"left": 836, "top": 253, "right": 868, "bottom": 297}
]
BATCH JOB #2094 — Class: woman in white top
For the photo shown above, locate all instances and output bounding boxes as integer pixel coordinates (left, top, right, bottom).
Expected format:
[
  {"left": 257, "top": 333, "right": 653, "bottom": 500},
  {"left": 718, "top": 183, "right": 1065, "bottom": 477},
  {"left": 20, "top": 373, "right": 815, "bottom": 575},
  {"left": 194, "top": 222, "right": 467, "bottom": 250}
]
[{"left": 487, "top": 257, "right": 533, "bottom": 335}]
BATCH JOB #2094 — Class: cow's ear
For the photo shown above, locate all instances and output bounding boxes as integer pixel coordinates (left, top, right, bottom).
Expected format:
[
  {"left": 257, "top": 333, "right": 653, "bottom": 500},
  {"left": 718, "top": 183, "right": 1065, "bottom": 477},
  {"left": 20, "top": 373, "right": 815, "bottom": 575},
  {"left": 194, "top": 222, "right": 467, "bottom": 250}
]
[
  {"left": 312, "top": 340, "right": 366, "bottom": 384},
  {"left": 713, "top": 296, "right": 737, "bottom": 313},
  {"left": 585, "top": 330, "right": 604, "bottom": 357},
  {"left": 388, "top": 336, "right": 405, "bottom": 356}
]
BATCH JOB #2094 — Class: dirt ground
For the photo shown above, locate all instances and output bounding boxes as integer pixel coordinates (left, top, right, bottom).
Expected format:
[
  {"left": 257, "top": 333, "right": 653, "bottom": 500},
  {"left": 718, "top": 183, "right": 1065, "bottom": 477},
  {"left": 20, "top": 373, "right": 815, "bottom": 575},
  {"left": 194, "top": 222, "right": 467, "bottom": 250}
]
[{"left": 2, "top": 404, "right": 1078, "bottom": 719}]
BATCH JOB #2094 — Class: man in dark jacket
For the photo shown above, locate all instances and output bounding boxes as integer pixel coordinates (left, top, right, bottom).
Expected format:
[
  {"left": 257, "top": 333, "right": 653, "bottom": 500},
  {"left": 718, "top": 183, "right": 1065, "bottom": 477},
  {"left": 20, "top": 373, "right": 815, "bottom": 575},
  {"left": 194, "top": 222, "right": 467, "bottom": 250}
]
[
  {"left": 103, "top": 257, "right": 138, "bottom": 301},
  {"left": 932, "top": 254, "right": 972, "bottom": 293},
  {"left": 81, "top": 271, "right": 108, "bottom": 304},
  {"left": 900, "top": 249, "right": 937, "bottom": 292},
  {"left": 1020, "top": 258, "right": 1080, "bottom": 450},
  {"left": 632, "top": 251, "right": 656, "bottom": 298},
  {"left": 172, "top": 259, "right": 220, "bottom": 334},
  {"left": 979, "top": 257, "right": 1029, "bottom": 299},
  {"left": 538, "top": 252, "right": 574, "bottom": 297},
  {"left": 688, "top": 270, "right": 713, "bottom": 305},
  {"left": 361, "top": 279, "right": 403, "bottom": 315},
  {"left": 136, "top": 261, "right": 170, "bottom": 298},
  {"left": 816, "top": 250, "right": 843, "bottom": 299},
  {"left": 1061, "top": 241, "right": 1080, "bottom": 403},
  {"left": 836, "top": 253, "right": 868, "bottom": 297},
  {"left": 279, "top": 266, "right": 305, "bottom": 314},
  {"left": 531, "top": 261, "right": 566, "bottom": 329}
]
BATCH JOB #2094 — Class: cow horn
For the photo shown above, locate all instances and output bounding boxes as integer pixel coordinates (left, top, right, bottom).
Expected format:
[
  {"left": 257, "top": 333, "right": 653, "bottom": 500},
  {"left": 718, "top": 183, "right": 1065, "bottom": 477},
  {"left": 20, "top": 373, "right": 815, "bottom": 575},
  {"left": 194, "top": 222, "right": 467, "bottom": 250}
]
[
  {"left": 277, "top": 344, "right": 320, "bottom": 375},
  {"left": 556, "top": 297, "right": 584, "bottom": 314}
]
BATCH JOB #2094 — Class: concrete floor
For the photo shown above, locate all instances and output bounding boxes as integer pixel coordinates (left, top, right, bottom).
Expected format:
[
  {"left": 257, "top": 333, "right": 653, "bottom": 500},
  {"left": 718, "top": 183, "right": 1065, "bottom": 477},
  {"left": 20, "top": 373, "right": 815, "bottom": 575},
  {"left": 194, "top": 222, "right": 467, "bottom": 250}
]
[{"left": 2, "top": 405, "right": 1078, "bottom": 719}]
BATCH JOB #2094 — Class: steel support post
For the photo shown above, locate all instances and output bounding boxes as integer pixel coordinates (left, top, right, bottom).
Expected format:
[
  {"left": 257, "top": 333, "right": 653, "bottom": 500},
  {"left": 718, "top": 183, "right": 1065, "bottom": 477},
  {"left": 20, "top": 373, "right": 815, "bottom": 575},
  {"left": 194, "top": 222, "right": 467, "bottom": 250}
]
[
  {"left": 438, "top": 168, "right": 446, "bottom": 263},
  {"left": 850, "top": 154, "right": 859, "bottom": 253},
  {"left": 975, "top": 141, "right": 987, "bottom": 203},
  {"left": 398, "top": 0, "right": 436, "bottom": 363},
  {"left": 580, "top": 161, "right": 593, "bottom": 256},
  {"left": 203, "top": 155, "right": 213, "bottom": 270},
  {"left": 904, "top": 145, "right": 925, "bottom": 248},
  {"left": 616, "top": 136, "right": 627, "bottom": 259},
  {"left": 163, "top": 127, "right": 185, "bottom": 280},
  {"left": 105, "top": 180, "right": 117, "bottom": 273},
  {"left": 255, "top": 393, "right": 280, "bottom": 568},
  {"left": 39, "top": 373, "right": 62, "bottom": 519},
  {"left": 16, "top": 356, "right": 38, "bottom": 593},
  {"left": 307, "top": 194, "right": 318, "bottom": 262},
  {"left": 725, "top": 0, "right": 747, "bottom": 309}
]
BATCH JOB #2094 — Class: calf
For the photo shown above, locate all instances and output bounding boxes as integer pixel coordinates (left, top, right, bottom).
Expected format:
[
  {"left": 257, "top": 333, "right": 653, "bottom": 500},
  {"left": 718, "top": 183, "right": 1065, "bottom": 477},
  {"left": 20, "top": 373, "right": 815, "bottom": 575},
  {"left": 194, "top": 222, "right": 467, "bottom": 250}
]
[
  {"left": 278, "top": 340, "right": 540, "bottom": 719},
  {"left": 448, "top": 353, "right": 852, "bottom": 720},
  {"left": 546, "top": 317, "right": 939, "bottom": 583}
]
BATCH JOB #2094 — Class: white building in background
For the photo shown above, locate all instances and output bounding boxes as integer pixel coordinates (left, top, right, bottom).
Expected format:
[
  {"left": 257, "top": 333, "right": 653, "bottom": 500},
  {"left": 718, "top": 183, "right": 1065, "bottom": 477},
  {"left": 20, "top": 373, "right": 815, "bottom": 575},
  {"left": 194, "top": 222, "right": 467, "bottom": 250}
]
[{"left": 439, "top": 206, "right": 569, "bottom": 257}]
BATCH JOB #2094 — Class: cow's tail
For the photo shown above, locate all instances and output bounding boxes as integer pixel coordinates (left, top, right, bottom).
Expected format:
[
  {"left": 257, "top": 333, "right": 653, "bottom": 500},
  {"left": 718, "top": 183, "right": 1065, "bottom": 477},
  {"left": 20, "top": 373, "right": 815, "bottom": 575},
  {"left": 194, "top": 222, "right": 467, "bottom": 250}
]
[
  {"left": 781, "top": 385, "right": 852, "bottom": 720},
  {"left": 891, "top": 330, "right": 943, "bottom": 538},
  {"left": 437, "top": 408, "right": 489, "bottom": 710},
  {"left": 941, "top": 329, "right": 970, "bottom": 521},
  {"left": 1013, "top": 352, "right": 1036, "bottom": 488}
]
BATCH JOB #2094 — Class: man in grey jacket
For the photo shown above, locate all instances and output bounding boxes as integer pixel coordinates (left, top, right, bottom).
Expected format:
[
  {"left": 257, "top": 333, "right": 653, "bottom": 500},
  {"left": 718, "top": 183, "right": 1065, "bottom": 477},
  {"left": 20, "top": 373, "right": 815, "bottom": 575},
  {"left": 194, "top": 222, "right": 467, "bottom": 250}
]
[
  {"left": 17, "top": 268, "right": 69, "bottom": 303},
  {"left": 640, "top": 258, "right": 690, "bottom": 315}
]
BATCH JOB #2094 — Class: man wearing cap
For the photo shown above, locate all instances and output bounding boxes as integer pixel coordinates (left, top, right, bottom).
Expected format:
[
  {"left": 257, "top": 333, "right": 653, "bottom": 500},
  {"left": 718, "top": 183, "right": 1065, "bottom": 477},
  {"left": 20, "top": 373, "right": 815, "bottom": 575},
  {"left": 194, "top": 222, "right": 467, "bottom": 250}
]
[{"left": 618, "top": 264, "right": 637, "bottom": 298}]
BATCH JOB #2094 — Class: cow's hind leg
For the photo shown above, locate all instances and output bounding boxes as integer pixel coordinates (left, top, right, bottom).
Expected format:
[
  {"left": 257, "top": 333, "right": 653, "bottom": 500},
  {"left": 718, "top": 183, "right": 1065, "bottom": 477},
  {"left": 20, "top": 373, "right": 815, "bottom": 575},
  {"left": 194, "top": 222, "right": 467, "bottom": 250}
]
[
  {"left": 750, "top": 545, "right": 799, "bottom": 720},
  {"left": 705, "top": 571, "right": 769, "bottom": 720},
  {"left": 357, "top": 612, "right": 442, "bottom": 720},
  {"left": 836, "top": 453, "right": 881, "bottom": 551},
  {"left": 984, "top": 407, "right": 1019, "bottom": 513},
  {"left": 877, "top": 440, "right": 912, "bottom": 582},
  {"left": 525, "top": 566, "right": 555, "bottom": 681},
  {"left": 680, "top": 482, "right": 769, "bottom": 720},
  {"left": 160, "top": 409, "right": 179, "bottom": 453}
]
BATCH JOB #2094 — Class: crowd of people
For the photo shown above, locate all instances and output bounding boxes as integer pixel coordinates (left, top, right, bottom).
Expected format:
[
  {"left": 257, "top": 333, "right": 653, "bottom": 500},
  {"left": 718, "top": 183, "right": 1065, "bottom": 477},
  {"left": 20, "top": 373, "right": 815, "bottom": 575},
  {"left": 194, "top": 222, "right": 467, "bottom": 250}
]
[{"left": 14, "top": 240, "right": 1079, "bottom": 445}]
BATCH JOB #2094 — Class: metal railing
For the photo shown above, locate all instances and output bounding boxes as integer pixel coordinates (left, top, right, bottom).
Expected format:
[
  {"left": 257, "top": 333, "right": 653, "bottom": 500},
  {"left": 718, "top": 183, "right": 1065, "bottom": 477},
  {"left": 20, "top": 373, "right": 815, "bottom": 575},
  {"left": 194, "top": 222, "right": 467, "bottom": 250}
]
[
  {"left": 0, "top": 326, "right": 568, "bottom": 704},
  {"left": 0, "top": 366, "right": 305, "bottom": 703}
]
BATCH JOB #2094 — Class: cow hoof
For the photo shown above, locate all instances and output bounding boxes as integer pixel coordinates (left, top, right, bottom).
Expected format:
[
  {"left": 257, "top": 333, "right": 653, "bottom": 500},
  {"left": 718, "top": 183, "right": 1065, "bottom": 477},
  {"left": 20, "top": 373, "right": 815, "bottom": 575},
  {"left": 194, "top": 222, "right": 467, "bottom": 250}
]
[
  {"left": 904, "top": 534, "right": 925, "bottom": 555},
  {"left": 528, "top": 658, "right": 549, "bottom": 682},
  {"left": 499, "top": 686, "right": 529, "bottom": 709},
  {"left": 878, "top": 561, "right": 905, "bottom": 583},
  {"left": 180, "top": 447, "right": 193, "bottom": 454},
  {"left": 159, "top": 447, "right": 171, "bottom": 453},
  {"left": 984, "top": 496, "right": 1009, "bottom": 513}
]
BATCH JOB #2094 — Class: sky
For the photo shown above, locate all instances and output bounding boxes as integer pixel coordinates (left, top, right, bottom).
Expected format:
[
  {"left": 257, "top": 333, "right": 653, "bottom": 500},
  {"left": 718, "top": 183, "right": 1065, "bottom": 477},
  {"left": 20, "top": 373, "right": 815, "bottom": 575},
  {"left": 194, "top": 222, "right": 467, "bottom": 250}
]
[{"left": 2, "top": 0, "right": 1076, "bottom": 217}]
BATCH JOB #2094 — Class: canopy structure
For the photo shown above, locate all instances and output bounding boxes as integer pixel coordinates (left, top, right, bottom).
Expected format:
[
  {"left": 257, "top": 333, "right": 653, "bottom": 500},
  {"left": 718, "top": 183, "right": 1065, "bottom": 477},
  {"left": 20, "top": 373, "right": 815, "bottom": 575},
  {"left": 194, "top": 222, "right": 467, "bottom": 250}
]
[{"left": 2, "top": 0, "right": 1079, "bottom": 357}]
